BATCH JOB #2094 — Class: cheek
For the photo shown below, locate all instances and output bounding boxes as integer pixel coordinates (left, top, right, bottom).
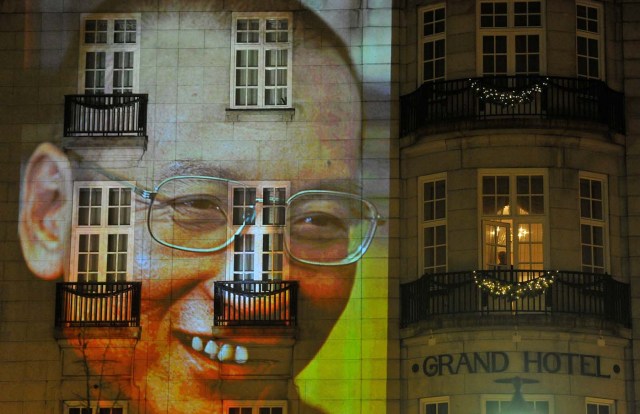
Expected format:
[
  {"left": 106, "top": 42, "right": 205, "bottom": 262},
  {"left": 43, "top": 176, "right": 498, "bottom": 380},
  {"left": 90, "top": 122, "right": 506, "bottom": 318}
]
[{"left": 294, "top": 264, "right": 355, "bottom": 312}]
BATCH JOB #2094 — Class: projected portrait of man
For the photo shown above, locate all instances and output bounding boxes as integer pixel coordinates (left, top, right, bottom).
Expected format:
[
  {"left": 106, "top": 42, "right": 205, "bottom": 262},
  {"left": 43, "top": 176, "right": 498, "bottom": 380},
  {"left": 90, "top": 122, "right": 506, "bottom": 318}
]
[{"left": 17, "top": 2, "right": 378, "bottom": 413}]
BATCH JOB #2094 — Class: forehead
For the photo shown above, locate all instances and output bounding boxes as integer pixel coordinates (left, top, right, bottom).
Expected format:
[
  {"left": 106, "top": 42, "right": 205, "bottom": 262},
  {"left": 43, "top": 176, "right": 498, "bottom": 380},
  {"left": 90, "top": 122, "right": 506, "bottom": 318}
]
[{"left": 153, "top": 39, "right": 362, "bottom": 186}]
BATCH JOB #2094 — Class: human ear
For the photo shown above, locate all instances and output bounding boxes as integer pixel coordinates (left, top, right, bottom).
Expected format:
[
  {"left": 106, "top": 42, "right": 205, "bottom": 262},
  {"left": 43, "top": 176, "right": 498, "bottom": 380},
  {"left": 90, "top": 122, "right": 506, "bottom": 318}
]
[{"left": 19, "top": 143, "right": 73, "bottom": 280}]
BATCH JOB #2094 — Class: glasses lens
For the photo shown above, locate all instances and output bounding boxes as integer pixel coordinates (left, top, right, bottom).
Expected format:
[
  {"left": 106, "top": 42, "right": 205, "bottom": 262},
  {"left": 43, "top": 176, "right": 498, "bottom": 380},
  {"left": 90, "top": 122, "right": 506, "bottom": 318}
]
[
  {"left": 286, "top": 192, "right": 377, "bottom": 265},
  {"left": 149, "top": 177, "right": 244, "bottom": 251}
]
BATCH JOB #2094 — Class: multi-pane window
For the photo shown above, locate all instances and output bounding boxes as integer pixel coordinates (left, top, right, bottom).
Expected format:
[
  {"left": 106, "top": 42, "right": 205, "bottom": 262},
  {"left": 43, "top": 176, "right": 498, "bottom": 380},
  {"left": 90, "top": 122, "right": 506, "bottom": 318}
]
[
  {"left": 65, "top": 402, "right": 126, "bottom": 414},
  {"left": 231, "top": 13, "right": 292, "bottom": 108},
  {"left": 419, "top": 5, "right": 446, "bottom": 83},
  {"left": 480, "top": 171, "right": 546, "bottom": 271},
  {"left": 71, "top": 183, "right": 134, "bottom": 283},
  {"left": 79, "top": 15, "right": 140, "bottom": 94},
  {"left": 231, "top": 183, "right": 288, "bottom": 283},
  {"left": 576, "top": 2, "right": 603, "bottom": 79},
  {"left": 420, "top": 175, "right": 447, "bottom": 275},
  {"left": 586, "top": 399, "right": 614, "bottom": 414},
  {"left": 484, "top": 398, "right": 550, "bottom": 414},
  {"left": 478, "top": 1, "right": 544, "bottom": 76},
  {"left": 421, "top": 397, "right": 449, "bottom": 414},
  {"left": 224, "top": 401, "right": 286, "bottom": 414},
  {"left": 580, "top": 173, "right": 608, "bottom": 273}
]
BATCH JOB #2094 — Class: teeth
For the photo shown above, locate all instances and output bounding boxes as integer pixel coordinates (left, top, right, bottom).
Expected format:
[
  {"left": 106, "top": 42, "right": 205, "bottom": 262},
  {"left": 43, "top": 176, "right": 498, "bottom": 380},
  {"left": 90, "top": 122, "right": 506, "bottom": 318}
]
[
  {"left": 204, "top": 340, "right": 218, "bottom": 359},
  {"left": 191, "top": 336, "right": 204, "bottom": 352},
  {"left": 235, "top": 346, "right": 248, "bottom": 364},
  {"left": 187, "top": 336, "right": 249, "bottom": 364},
  {"left": 217, "top": 343, "right": 234, "bottom": 361}
]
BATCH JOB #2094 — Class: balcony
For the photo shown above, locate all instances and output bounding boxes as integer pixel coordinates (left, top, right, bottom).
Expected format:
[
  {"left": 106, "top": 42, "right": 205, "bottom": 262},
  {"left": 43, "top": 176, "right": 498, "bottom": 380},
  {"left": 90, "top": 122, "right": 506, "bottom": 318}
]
[
  {"left": 400, "top": 270, "right": 630, "bottom": 329},
  {"left": 55, "top": 282, "right": 142, "bottom": 329},
  {"left": 213, "top": 280, "right": 298, "bottom": 327},
  {"left": 64, "top": 94, "right": 148, "bottom": 137},
  {"left": 400, "top": 76, "right": 625, "bottom": 137}
]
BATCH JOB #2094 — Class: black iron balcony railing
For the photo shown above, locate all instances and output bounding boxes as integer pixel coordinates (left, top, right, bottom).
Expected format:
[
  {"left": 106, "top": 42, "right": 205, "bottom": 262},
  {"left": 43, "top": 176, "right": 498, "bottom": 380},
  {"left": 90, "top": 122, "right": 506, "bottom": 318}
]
[
  {"left": 400, "top": 270, "right": 630, "bottom": 328},
  {"left": 400, "top": 76, "right": 625, "bottom": 136},
  {"left": 55, "top": 282, "right": 142, "bottom": 328},
  {"left": 64, "top": 94, "right": 148, "bottom": 137},
  {"left": 213, "top": 280, "right": 298, "bottom": 327}
]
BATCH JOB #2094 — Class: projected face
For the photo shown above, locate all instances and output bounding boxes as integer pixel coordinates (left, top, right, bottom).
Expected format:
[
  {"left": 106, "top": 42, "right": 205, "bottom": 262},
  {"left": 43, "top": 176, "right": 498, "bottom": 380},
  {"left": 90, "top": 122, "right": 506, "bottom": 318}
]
[{"left": 18, "top": 14, "right": 376, "bottom": 413}]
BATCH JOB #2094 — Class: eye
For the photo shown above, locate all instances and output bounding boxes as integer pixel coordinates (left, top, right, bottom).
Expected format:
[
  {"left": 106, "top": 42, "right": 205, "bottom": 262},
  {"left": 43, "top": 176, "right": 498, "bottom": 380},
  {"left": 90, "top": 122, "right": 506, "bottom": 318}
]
[
  {"left": 291, "top": 211, "right": 349, "bottom": 239},
  {"left": 166, "top": 194, "right": 228, "bottom": 229}
]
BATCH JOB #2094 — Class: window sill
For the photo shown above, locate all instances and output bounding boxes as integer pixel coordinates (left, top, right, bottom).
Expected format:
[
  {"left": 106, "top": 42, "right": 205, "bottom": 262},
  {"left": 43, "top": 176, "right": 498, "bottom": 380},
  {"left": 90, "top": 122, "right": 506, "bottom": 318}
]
[{"left": 225, "top": 107, "right": 295, "bottom": 122}]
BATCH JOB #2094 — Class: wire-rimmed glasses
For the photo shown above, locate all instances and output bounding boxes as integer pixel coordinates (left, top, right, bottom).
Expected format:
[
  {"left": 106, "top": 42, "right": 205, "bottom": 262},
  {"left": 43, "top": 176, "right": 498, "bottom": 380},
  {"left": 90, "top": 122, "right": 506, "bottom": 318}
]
[{"left": 144, "top": 176, "right": 379, "bottom": 266}]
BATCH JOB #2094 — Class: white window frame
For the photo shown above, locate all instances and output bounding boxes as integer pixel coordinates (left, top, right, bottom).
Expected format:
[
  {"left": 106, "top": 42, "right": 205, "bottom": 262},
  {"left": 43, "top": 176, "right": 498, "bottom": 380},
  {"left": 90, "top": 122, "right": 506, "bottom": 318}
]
[
  {"left": 228, "top": 181, "right": 290, "bottom": 282},
  {"left": 230, "top": 12, "right": 293, "bottom": 109},
  {"left": 70, "top": 182, "right": 135, "bottom": 283},
  {"left": 223, "top": 400, "right": 287, "bottom": 414},
  {"left": 78, "top": 13, "right": 141, "bottom": 94},
  {"left": 576, "top": 1, "right": 605, "bottom": 80},
  {"left": 64, "top": 401, "right": 128, "bottom": 414},
  {"left": 478, "top": 169, "right": 549, "bottom": 270},
  {"left": 482, "top": 395, "right": 553, "bottom": 414},
  {"left": 418, "top": 4, "right": 447, "bottom": 84},
  {"left": 420, "top": 396, "right": 450, "bottom": 414},
  {"left": 586, "top": 397, "right": 615, "bottom": 414},
  {"left": 418, "top": 173, "right": 447, "bottom": 275},
  {"left": 476, "top": 1, "right": 546, "bottom": 76},
  {"left": 579, "top": 171, "right": 609, "bottom": 274}
]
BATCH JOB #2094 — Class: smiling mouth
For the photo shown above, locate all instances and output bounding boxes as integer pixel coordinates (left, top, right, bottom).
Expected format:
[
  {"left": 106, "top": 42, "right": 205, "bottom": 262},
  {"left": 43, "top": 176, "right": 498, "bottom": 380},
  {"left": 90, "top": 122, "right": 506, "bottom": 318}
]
[{"left": 174, "top": 331, "right": 249, "bottom": 364}]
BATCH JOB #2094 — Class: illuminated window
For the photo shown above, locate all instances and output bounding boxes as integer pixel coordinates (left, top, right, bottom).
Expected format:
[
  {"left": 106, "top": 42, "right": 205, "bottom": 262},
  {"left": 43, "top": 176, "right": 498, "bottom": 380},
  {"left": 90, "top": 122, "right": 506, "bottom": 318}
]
[
  {"left": 79, "top": 14, "right": 140, "bottom": 94},
  {"left": 580, "top": 173, "right": 608, "bottom": 273},
  {"left": 70, "top": 182, "right": 134, "bottom": 283},
  {"left": 419, "top": 4, "right": 446, "bottom": 83},
  {"left": 420, "top": 397, "right": 449, "bottom": 414},
  {"left": 231, "top": 13, "right": 292, "bottom": 108},
  {"left": 230, "top": 183, "right": 288, "bottom": 283},
  {"left": 479, "top": 170, "right": 546, "bottom": 271},
  {"left": 64, "top": 401, "right": 126, "bottom": 414},
  {"left": 586, "top": 398, "right": 615, "bottom": 414},
  {"left": 477, "top": 1, "right": 544, "bottom": 76},
  {"left": 224, "top": 401, "right": 286, "bottom": 414},
  {"left": 419, "top": 174, "right": 447, "bottom": 275},
  {"left": 576, "top": 2, "right": 603, "bottom": 79}
]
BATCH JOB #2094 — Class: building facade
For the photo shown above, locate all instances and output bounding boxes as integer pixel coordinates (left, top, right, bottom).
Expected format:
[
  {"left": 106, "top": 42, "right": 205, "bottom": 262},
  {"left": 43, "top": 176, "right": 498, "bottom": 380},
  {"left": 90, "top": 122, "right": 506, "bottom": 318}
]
[{"left": 2, "top": 0, "right": 640, "bottom": 413}]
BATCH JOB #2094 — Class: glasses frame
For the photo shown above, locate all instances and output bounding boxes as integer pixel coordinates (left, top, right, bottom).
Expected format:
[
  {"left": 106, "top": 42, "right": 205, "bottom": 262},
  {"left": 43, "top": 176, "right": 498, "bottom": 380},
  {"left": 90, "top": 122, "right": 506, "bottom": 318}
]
[
  {"left": 146, "top": 175, "right": 380, "bottom": 265},
  {"left": 66, "top": 152, "right": 380, "bottom": 267}
]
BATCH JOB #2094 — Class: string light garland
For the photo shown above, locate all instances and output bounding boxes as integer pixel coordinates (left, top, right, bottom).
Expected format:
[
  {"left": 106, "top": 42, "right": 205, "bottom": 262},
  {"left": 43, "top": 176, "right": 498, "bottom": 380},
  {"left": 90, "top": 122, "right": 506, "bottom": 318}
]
[
  {"left": 469, "top": 78, "right": 549, "bottom": 107},
  {"left": 473, "top": 270, "right": 557, "bottom": 300}
]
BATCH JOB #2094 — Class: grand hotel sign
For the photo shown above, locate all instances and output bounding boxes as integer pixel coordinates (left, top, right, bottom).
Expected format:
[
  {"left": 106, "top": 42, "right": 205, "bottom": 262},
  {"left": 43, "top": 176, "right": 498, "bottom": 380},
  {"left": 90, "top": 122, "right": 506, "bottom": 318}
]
[{"left": 411, "top": 351, "right": 620, "bottom": 378}]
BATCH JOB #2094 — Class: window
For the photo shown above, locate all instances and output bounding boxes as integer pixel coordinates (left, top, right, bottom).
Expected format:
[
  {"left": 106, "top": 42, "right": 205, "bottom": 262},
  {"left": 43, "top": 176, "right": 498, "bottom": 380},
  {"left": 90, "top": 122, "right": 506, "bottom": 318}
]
[
  {"left": 78, "top": 14, "right": 140, "bottom": 94},
  {"left": 484, "top": 397, "right": 550, "bottom": 414},
  {"left": 224, "top": 401, "right": 286, "bottom": 414},
  {"left": 576, "top": 2, "right": 603, "bottom": 79},
  {"left": 479, "top": 170, "right": 546, "bottom": 270},
  {"left": 587, "top": 398, "right": 615, "bottom": 414},
  {"left": 70, "top": 182, "right": 134, "bottom": 283},
  {"left": 230, "top": 183, "right": 288, "bottom": 283},
  {"left": 64, "top": 401, "right": 126, "bottom": 414},
  {"left": 231, "top": 13, "right": 292, "bottom": 108},
  {"left": 580, "top": 173, "right": 608, "bottom": 273},
  {"left": 421, "top": 397, "right": 449, "bottom": 414},
  {"left": 419, "top": 5, "right": 446, "bottom": 83},
  {"left": 419, "top": 174, "right": 447, "bottom": 275},
  {"left": 477, "top": 1, "right": 544, "bottom": 76}
]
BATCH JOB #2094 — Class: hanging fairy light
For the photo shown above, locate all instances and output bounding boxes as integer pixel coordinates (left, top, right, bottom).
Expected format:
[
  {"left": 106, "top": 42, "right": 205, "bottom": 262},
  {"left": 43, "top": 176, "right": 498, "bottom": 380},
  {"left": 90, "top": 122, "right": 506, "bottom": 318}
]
[
  {"left": 473, "top": 270, "right": 557, "bottom": 300},
  {"left": 469, "top": 77, "right": 549, "bottom": 107}
]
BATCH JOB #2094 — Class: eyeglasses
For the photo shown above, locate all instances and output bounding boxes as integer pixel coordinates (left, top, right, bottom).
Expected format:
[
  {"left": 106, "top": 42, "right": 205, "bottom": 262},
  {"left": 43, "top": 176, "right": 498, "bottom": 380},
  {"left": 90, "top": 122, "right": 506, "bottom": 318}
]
[{"left": 139, "top": 176, "right": 379, "bottom": 266}]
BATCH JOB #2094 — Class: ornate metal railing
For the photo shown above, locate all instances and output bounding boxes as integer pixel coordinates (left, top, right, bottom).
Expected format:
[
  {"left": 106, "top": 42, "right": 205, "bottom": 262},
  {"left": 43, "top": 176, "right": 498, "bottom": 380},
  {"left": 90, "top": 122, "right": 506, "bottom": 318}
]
[
  {"left": 400, "top": 270, "right": 630, "bottom": 328},
  {"left": 400, "top": 76, "right": 625, "bottom": 136},
  {"left": 213, "top": 281, "right": 298, "bottom": 327},
  {"left": 64, "top": 94, "right": 148, "bottom": 137},
  {"left": 55, "top": 282, "right": 142, "bottom": 328}
]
